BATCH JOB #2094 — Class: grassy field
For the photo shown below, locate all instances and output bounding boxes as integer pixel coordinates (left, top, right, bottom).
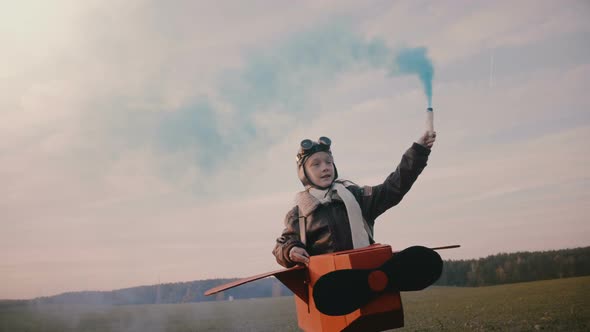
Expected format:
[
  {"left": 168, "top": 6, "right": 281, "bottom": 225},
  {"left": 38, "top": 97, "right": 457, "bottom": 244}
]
[{"left": 1, "top": 276, "right": 588, "bottom": 332}]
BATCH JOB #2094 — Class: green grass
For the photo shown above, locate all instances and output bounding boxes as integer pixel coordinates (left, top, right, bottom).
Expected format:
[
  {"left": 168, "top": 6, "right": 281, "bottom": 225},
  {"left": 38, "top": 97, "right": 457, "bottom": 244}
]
[
  {"left": 1, "top": 276, "right": 588, "bottom": 332},
  {"left": 400, "top": 276, "right": 589, "bottom": 331}
]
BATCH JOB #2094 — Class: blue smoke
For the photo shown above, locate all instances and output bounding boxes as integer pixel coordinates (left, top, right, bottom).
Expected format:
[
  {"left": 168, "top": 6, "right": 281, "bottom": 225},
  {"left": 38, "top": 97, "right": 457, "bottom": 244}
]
[
  {"left": 157, "top": 102, "right": 229, "bottom": 171},
  {"left": 143, "top": 23, "right": 435, "bottom": 173},
  {"left": 219, "top": 22, "right": 392, "bottom": 116},
  {"left": 391, "top": 47, "right": 434, "bottom": 107}
]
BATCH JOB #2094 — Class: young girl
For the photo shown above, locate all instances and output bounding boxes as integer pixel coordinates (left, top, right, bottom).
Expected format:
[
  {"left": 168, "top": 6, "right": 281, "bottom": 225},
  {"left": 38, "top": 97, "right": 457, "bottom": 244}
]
[{"left": 272, "top": 132, "right": 436, "bottom": 268}]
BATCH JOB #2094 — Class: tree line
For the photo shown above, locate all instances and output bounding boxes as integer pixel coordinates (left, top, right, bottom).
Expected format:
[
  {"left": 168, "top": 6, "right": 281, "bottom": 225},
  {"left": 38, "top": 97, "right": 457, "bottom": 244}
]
[
  {"left": 34, "top": 246, "right": 589, "bottom": 305},
  {"left": 436, "top": 246, "right": 590, "bottom": 286},
  {"left": 35, "top": 278, "right": 288, "bottom": 305}
]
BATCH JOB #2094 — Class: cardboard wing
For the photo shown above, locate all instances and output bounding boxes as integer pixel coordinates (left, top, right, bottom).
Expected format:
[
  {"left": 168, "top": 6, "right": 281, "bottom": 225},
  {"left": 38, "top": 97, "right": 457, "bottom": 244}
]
[
  {"left": 205, "top": 244, "right": 405, "bottom": 332},
  {"left": 204, "top": 264, "right": 308, "bottom": 302},
  {"left": 204, "top": 244, "right": 458, "bottom": 331}
]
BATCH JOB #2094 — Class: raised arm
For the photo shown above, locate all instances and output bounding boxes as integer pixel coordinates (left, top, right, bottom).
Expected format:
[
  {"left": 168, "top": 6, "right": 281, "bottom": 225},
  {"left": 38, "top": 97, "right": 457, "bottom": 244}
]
[{"left": 360, "top": 131, "right": 436, "bottom": 221}]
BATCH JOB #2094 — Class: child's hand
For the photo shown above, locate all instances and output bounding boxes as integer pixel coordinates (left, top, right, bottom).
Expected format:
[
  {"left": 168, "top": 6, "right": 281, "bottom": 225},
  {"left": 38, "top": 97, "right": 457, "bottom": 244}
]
[
  {"left": 289, "top": 247, "right": 310, "bottom": 265},
  {"left": 417, "top": 131, "right": 437, "bottom": 149}
]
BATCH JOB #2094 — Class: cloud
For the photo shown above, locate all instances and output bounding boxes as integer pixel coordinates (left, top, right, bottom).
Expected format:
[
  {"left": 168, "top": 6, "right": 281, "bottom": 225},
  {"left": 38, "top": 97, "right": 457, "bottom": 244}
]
[
  {"left": 1, "top": 1, "right": 589, "bottom": 298},
  {"left": 68, "top": 20, "right": 435, "bottom": 187},
  {"left": 0, "top": 3, "right": 446, "bottom": 208},
  {"left": 363, "top": 0, "right": 590, "bottom": 65}
]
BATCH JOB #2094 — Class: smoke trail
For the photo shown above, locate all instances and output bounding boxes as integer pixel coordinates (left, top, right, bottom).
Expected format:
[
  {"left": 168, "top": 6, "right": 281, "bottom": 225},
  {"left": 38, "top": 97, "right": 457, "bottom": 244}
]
[
  {"left": 105, "top": 22, "right": 437, "bottom": 176},
  {"left": 391, "top": 47, "right": 435, "bottom": 107},
  {"left": 216, "top": 23, "right": 435, "bottom": 142}
]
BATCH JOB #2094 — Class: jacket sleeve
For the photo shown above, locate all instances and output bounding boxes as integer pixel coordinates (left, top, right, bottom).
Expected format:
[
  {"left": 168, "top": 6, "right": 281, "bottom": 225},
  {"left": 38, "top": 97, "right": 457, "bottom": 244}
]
[
  {"left": 361, "top": 142, "right": 431, "bottom": 222},
  {"left": 272, "top": 207, "right": 306, "bottom": 268}
]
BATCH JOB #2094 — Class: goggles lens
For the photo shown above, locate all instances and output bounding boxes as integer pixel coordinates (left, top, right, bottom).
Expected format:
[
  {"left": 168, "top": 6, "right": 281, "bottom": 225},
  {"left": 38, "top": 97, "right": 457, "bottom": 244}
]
[
  {"left": 318, "top": 136, "right": 331, "bottom": 147},
  {"left": 300, "top": 139, "right": 314, "bottom": 151},
  {"left": 297, "top": 136, "right": 332, "bottom": 165}
]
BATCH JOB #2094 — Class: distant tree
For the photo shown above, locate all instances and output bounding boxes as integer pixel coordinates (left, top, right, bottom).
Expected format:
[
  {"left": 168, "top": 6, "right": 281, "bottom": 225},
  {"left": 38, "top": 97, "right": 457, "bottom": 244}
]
[
  {"left": 33, "top": 247, "right": 590, "bottom": 305},
  {"left": 436, "top": 246, "right": 590, "bottom": 287}
]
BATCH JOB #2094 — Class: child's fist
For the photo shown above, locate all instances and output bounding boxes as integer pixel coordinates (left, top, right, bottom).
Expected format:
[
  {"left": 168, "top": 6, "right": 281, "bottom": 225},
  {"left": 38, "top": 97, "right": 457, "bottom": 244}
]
[{"left": 417, "top": 131, "right": 437, "bottom": 149}]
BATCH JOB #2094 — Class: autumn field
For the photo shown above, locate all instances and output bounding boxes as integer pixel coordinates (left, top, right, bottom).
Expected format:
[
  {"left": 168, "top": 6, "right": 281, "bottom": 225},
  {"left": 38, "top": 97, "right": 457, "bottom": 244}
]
[{"left": 1, "top": 276, "right": 588, "bottom": 332}]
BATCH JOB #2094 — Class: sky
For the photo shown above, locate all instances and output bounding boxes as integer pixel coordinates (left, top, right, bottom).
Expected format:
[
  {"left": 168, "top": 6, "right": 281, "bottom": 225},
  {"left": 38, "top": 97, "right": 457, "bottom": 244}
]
[{"left": 1, "top": 0, "right": 589, "bottom": 299}]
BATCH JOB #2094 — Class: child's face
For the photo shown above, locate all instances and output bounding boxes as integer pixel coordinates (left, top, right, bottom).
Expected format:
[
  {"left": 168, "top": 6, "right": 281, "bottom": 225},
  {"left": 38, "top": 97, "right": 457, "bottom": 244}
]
[{"left": 304, "top": 151, "right": 335, "bottom": 188}]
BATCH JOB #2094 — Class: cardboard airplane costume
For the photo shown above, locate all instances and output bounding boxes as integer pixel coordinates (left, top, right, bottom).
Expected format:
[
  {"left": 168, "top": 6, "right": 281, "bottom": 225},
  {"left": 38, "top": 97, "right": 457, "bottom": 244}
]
[{"left": 205, "top": 244, "right": 459, "bottom": 332}]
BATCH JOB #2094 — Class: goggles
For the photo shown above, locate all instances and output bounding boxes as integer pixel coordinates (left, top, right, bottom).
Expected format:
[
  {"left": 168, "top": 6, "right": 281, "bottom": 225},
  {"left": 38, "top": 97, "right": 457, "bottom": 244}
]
[{"left": 296, "top": 136, "right": 332, "bottom": 165}]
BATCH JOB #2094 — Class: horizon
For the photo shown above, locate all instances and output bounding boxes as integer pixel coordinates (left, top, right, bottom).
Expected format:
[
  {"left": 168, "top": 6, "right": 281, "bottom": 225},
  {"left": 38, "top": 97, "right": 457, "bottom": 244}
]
[
  {"left": 2, "top": 0, "right": 589, "bottom": 299},
  {"left": 4, "top": 244, "right": 589, "bottom": 301}
]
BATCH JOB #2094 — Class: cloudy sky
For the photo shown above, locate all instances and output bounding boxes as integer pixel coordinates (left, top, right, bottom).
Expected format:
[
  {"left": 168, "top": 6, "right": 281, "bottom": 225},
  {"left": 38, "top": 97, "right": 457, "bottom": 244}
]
[{"left": 1, "top": 0, "right": 589, "bottom": 299}]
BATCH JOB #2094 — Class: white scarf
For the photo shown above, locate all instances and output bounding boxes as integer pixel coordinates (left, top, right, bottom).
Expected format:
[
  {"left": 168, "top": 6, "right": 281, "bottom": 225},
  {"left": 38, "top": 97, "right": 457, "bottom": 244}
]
[{"left": 295, "top": 181, "right": 371, "bottom": 249}]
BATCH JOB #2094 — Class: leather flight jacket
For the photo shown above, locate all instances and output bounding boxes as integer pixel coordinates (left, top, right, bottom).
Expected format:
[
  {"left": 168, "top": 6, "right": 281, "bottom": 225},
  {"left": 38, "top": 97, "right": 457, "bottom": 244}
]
[{"left": 273, "top": 143, "right": 431, "bottom": 268}]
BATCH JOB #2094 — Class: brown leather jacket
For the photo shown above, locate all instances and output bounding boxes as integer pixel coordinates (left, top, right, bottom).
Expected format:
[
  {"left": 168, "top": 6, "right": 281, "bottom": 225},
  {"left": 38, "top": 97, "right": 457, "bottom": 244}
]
[{"left": 272, "top": 143, "right": 431, "bottom": 268}]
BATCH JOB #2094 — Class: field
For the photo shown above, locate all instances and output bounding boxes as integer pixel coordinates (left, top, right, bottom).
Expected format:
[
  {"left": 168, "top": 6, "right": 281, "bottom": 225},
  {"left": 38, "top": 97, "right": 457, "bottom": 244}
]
[{"left": 1, "top": 276, "right": 588, "bottom": 332}]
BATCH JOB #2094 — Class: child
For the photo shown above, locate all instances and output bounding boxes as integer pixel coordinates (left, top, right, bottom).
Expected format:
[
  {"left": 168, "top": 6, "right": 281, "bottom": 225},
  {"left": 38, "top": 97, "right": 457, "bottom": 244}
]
[{"left": 272, "top": 132, "right": 436, "bottom": 268}]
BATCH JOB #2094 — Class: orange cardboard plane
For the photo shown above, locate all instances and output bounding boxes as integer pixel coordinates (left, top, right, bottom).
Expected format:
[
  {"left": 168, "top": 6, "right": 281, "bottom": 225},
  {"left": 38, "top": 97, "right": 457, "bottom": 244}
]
[{"left": 205, "top": 244, "right": 458, "bottom": 332}]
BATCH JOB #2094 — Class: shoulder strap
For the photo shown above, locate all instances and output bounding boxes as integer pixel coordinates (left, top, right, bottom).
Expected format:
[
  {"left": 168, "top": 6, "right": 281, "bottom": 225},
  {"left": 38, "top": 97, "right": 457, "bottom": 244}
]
[{"left": 297, "top": 206, "right": 307, "bottom": 246}]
